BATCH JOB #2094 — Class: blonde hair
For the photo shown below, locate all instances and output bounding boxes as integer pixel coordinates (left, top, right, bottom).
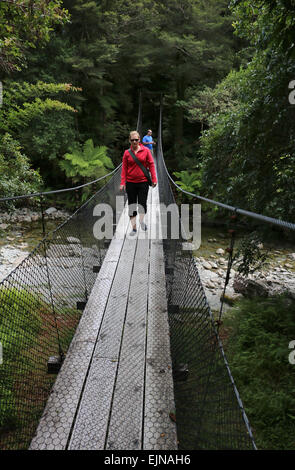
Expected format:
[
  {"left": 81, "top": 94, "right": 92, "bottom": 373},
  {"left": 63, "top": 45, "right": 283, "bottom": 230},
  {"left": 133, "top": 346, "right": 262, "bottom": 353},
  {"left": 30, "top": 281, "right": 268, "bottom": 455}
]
[{"left": 129, "top": 130, "right": 140, "bottom": 141}]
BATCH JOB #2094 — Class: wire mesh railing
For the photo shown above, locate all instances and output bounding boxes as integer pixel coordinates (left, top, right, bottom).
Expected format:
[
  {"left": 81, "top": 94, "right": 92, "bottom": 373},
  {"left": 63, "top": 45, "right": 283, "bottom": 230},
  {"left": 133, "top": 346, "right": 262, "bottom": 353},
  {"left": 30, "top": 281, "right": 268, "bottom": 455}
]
[
  {"left": 0, "top": 167, "right": 124, "bottom": 449},
  {"left": 155, "top": 103, "right": 258, "bottom": 450}
]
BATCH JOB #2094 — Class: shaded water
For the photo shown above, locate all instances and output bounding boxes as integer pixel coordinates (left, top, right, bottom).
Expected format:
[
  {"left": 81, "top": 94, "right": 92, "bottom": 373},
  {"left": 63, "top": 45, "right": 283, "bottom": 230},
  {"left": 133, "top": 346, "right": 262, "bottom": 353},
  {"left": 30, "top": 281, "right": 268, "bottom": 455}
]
[{"left": 0, "top": 219, "right": 64, "bottom": 282}]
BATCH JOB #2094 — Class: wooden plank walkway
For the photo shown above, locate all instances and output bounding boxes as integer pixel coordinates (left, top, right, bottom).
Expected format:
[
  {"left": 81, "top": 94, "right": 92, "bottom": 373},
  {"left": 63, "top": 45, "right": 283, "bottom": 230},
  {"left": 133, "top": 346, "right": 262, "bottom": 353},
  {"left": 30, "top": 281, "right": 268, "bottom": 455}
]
[{"left": 30, "top": 185, "right": 177, "bottom": 451}]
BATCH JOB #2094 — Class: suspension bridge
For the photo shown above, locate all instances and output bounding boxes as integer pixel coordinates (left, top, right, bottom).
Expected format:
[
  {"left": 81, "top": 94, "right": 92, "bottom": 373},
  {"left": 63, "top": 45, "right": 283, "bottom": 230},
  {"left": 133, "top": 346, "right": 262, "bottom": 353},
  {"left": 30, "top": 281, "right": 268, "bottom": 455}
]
[{"left": 1, "top": 101, "right": 294, "bottom": 451}]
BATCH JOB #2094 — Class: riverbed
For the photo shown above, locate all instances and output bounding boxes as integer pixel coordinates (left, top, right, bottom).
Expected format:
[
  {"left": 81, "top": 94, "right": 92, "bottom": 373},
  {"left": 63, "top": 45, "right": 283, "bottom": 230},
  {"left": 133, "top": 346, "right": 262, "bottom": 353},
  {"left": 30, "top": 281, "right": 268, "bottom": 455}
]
[
  {"left": 1, "top": 219, "right": 295, "bottom": 315},
  {"left": 194, "top": 226, "right": 295, "bottom": 315},
  {"left": 0, "top": 217, "right": 65, "bottom": 282}
]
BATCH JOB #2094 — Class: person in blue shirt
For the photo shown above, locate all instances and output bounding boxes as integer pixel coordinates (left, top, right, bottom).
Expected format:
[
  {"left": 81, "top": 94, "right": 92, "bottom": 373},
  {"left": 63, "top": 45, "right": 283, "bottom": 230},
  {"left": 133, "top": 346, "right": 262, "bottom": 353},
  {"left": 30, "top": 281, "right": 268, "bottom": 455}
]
[{"left": 142, "top": 129, "right": 156, "bottom": 155}]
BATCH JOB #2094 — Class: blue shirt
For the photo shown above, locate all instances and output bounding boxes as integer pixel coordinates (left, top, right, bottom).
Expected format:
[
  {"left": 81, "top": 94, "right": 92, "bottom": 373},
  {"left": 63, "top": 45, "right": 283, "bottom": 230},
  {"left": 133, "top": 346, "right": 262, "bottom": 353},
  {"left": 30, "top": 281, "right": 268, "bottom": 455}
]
[{"left": 142, "top": 135, "right": 153, "bottom": 150}]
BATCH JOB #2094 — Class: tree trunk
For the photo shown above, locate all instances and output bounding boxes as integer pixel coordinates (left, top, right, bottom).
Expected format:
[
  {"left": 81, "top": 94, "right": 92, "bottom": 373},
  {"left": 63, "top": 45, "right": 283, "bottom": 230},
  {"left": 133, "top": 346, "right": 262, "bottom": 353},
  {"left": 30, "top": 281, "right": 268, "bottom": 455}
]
[{"left": 175, "top": 76, "right": 185, "bottom": 147}]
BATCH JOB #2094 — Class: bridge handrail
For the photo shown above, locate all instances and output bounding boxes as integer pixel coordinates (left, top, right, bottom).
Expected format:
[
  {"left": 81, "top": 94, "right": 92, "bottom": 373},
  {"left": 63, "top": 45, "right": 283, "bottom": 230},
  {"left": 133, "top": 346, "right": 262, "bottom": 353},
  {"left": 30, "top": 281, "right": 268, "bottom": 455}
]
[{"left": 0, "top": 164, "right": 122, "bottom": 203}]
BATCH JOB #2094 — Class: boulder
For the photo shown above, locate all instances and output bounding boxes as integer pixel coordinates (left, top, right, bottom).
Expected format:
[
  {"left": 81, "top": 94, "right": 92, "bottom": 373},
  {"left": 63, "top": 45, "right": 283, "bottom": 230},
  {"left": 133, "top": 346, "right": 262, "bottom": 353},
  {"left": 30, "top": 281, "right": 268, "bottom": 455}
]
[
  {"left": 45, "top": 207, "right": 57, "bottom": 215},
  {"left": 220, "top": 292, "right": 243, "bottom": 306},
  {"left": 284, "top": 263, "right": 293, "bottom": 269},
  {"left": 216, "top": 248, "right": 225, "bottom": 255},
  {"left": 233, "top": 275, "right": 269, "bottom": 298},
  {"left": 202, "top": 261, "right": 212, "bottom": 270},
  {"left": 22, "top": 215, "right": 32, "bottom": 223}
]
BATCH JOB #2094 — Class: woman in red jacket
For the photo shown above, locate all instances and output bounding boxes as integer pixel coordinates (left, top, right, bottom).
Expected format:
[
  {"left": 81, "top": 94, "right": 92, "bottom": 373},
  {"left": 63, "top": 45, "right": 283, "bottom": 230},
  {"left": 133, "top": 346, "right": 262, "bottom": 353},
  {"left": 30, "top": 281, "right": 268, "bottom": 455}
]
[{"left": 120, "top": 130, "right": 157, "bottom": 235}]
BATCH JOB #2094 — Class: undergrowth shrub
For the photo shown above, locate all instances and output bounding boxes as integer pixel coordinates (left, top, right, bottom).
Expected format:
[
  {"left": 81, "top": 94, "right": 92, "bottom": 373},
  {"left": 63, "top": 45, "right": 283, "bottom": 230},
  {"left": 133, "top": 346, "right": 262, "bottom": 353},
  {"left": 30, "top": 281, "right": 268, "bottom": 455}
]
[{"left": 224, "top": 296, "right": 295, "bottom": 449}]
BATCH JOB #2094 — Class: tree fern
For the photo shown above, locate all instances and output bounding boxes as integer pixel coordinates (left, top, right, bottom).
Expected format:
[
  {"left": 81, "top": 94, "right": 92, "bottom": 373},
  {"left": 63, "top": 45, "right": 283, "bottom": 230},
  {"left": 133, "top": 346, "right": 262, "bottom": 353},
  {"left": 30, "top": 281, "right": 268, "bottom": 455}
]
[{"left": 60, "top": 139, "right": 114, "bottom": 181}]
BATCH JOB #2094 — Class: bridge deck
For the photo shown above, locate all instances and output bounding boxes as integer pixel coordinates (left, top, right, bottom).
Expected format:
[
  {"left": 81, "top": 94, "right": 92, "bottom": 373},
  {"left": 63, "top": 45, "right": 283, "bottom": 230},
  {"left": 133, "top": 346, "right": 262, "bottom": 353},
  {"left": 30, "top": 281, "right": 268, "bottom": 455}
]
[{"left": 30, "top": 186, "right": 177, "bottom": 450}]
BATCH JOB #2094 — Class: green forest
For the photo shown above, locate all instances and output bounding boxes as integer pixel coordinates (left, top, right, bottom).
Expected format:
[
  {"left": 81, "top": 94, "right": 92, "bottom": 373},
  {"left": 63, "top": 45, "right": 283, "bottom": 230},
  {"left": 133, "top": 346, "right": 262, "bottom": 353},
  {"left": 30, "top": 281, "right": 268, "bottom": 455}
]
[
  {"left": 1, "top": 0, "right": 295, "bottom": 220},
  {"left": 1, "top": 0, "right": 295, "bottom": 451}
]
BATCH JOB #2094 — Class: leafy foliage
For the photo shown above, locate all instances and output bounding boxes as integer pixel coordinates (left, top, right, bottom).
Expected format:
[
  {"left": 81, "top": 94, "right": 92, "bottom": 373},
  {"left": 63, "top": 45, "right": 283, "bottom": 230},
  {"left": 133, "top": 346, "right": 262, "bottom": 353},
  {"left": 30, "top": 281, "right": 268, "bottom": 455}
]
[
  {"left": 60, "top": 139, "right": 114, "bottom": 180},
  {"left": 230, "top": 0, "right": 295, "bottom": 57},
  {"left": 0, "top": 80, "right": 79, "bottom": 133},
  {"left": 173, "top": 169, "right": 202, "bottom": 199},
  {"left": 0, "top": 133, "right": 42, "bottom": 203},
  {"left": 196, "top": 50, "right": 295, "bottom": 221},
  {"left": 224, "top": 296, "right": 295, "bottom": 449},
  {"left": 176, "top": 1, "right": 295, "bottom": 224},
  {"left": 0, "top": 287, "right": 43, "bottom": 430},
  {"left": 0, "top": 0, "right": 70, "bottom": 72},
  {"left": 233, "top": 231, "right": 268, "bottom": 276},
  {"left": 0, "top": 80, "right": 81, "bottom": 189}
]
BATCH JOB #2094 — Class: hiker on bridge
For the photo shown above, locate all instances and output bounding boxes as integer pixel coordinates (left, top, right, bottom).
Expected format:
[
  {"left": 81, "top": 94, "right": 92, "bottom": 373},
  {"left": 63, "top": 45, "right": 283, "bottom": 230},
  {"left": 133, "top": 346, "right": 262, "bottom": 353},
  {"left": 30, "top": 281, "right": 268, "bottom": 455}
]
[
  {"left": 120, "top": 130, "right": 157, "bottom": 235},
  {"left": 142, "top": 129, "right": 156, "bottom": 156}
]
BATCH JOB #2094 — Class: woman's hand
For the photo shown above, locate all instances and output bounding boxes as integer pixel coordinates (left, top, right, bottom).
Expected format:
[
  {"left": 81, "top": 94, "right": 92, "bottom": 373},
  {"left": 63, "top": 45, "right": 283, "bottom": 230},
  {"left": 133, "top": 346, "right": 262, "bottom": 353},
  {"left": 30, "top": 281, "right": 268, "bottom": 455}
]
[
  {"left": 120, "top": 184, "right": 125, "bottom": 191},
  {"left": 152, "top": 182, "right": 157, "bottom": 188}
]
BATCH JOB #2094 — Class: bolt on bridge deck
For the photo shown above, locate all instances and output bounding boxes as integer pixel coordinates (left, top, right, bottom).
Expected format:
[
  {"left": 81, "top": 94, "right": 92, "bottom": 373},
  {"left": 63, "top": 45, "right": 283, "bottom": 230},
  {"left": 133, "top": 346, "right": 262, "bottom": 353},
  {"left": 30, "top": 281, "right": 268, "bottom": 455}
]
[{"left": 30, "top": 185, "right": 177, "bottom": 450}]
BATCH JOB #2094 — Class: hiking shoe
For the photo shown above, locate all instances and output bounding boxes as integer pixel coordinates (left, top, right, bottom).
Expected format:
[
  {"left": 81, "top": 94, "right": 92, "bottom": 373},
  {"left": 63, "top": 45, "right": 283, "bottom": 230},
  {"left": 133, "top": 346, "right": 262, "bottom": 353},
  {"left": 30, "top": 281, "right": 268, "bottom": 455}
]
[{"left": 140, "top": 222, "right": 147, "bottom": 231}]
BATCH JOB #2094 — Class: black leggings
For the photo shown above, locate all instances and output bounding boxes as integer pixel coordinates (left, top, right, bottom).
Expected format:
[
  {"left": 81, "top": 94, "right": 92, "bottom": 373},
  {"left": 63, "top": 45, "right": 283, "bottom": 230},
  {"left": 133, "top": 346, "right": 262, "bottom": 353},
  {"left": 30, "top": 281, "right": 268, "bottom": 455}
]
[{"left": 126, "top": 182, "right": 149, "bottom": 217}]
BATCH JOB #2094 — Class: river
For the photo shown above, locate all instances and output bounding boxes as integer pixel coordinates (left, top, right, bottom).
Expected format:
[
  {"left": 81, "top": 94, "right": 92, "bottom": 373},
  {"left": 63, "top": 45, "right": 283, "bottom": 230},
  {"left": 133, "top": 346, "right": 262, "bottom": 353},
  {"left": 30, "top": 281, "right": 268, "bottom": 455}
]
[{"left": 0, "top": 217, "right": 294, "bottom": 316}]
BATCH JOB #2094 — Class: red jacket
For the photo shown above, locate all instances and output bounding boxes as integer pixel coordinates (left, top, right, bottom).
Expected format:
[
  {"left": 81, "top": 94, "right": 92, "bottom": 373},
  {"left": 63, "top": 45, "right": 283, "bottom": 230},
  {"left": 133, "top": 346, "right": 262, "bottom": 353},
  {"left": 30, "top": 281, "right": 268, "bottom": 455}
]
[{"left": 121, "top": 144, "right": 157, "bottom": 185}]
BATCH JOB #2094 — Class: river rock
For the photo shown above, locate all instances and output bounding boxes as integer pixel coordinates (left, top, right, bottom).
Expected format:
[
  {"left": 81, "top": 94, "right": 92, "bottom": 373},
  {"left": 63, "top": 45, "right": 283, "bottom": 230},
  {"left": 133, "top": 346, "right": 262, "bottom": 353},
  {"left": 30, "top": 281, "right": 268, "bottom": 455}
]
[
  {"left": 233, "top": 276, "right": 269, "bottom": 298},
  {"left": 206, "top": 280, "right": 216, "bottom": 289},
  {"left": 45, "top": 207, "right": 57, "bottom": 215},
  {"left": 210, "top": 262, "right": 218, "bottom": 269},
  {"left": 21, "top": 215, "right": 32, "bottom": 223},
  {"left": 217, "top": 269, "right": 225, "bottom": 277},
  {"left": 221, "top": 292, "right": 243, "bottom": 305},
  {"left": 202, "top": 261, "right": 212, "bottom": 270},
  {"left": 0, "top": 223, "right": 9, "bottom": 230},
  {"left": 216, "top": 248, "right": 225, "bottom": 255}
]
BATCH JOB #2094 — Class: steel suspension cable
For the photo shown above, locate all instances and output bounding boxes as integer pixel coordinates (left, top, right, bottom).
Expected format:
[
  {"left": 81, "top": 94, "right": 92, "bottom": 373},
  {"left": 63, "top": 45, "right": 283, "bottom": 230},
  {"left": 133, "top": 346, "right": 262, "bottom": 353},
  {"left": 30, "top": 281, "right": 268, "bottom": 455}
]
[{"left": 0, "top": 164, "right": 122, "bottom": 203}]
